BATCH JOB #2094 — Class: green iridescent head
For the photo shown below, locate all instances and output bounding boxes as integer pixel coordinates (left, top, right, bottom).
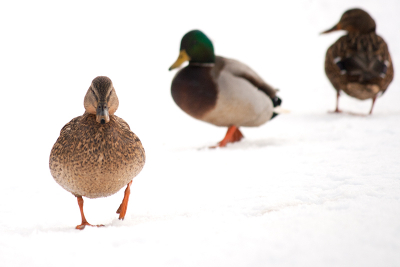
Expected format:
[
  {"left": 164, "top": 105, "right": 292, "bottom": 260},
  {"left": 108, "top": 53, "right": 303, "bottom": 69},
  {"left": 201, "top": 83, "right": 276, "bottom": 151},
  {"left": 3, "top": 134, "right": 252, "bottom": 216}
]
[{"left": 169, "top": 30, "right": 215, "bottom": 70}]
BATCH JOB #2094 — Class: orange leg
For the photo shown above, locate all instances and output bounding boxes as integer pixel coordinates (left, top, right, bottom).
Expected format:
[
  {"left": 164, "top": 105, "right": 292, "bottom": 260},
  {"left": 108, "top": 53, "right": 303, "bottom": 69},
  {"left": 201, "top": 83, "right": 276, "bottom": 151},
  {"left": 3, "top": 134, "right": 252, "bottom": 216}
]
[
  {"left": 369, "top": 96, "right": 377, "bottom": 115},
  {"left": 116, "top": 180, "right": 132, "bottom": 220},
  {"left": 75, "top": 196, "right": 104, "bottom": 230},
  {"left": 210, "top": 125, "right": 244, "bottom": 148}
]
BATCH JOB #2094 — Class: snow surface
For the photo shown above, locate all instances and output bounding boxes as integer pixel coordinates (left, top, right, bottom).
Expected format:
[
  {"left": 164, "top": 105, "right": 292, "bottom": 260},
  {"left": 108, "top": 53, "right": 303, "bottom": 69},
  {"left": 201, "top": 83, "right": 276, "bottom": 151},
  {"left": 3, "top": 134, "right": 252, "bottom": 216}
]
[{"left": 1, "top": 0, "right": 399, "bottom": 266}]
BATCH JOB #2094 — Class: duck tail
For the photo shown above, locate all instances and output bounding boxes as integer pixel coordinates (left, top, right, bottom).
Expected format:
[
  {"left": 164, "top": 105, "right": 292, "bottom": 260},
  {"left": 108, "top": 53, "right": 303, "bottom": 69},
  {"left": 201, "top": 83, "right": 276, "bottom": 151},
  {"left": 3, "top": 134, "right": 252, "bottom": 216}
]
[
  {"left": 270, "top": 96, "right": 287, "bottom": 119},
  {"left": 273, "top": 106, "right": 290, "bottom": 114}
]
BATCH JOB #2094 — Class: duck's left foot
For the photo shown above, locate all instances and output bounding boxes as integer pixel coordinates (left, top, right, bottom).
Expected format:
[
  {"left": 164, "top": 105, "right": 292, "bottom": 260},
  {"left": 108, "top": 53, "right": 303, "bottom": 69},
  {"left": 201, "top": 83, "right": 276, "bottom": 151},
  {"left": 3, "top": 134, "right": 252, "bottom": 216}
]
[
  {"left": 329, "top": 108, "right": 342, "bottom": 113},
  {"left": 76, "top": 222, "right": 105, "bottom": 230},
  {"left": 116, "top": 181, "right": 133, "bottom": 220},
  {"left": 210, "top": 126, "right": 244, "bottom": 148}
]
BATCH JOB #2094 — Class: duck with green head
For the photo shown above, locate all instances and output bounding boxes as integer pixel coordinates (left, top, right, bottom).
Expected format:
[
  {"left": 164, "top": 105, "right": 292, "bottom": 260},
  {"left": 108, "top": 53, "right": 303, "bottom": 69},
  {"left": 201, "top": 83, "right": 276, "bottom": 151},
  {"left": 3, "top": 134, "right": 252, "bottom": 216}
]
[
  {"left": 322, "top": 8, "right": 394, "bottom": 114},
  {"left": 169, "top": 30, "right": 282, "bottom": 147}
]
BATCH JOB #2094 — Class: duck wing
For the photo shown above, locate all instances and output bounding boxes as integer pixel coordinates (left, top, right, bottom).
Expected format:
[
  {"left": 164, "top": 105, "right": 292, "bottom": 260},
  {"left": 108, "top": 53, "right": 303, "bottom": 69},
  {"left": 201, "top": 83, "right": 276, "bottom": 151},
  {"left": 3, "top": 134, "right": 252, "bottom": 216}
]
[
  {"left": 216, "top": 56, "right": 278, "bottom": 99},
  {"left": 326, "top": 33, "right": 393, "bottom": 94},
  {"left": 336, "top": 51, "right": 389, "bottom": 82}
]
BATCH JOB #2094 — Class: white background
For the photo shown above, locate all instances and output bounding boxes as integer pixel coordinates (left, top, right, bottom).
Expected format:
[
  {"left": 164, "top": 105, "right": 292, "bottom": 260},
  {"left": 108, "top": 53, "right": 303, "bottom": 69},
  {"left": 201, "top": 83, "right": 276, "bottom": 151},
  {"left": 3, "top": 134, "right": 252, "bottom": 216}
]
[{"left": 1, "top": 0, "right": 399, "bottom": 266}]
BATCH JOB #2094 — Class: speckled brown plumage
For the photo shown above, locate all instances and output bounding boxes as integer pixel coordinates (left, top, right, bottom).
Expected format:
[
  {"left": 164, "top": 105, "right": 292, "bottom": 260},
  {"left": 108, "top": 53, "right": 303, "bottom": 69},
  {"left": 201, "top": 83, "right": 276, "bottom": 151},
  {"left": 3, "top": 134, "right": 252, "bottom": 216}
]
[
  {"left": 171, "top": 65, "right": 218, "bottom": 119},
  {"left": 50, "top": 113, "right": 145, "bottom": 198},
  {"left": 49, "top": 76, "right": 145, "bottom": 228},
  {"left": 323, "top": 9, "right": 394, "bottom": 113},
  {"left": 325, "top": 32, "right": 393, "bottom": 99}
]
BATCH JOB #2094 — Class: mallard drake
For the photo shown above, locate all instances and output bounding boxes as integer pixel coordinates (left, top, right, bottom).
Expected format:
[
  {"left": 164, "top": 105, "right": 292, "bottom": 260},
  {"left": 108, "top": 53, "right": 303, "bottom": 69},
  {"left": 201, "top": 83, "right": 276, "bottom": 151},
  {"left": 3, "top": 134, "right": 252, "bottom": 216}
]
[
  {"left": 49, "top": 76, "right": 145, "bottom": 229},
  {"left": 169, "top": 30, "right": 281, "bottom": 147},
  {"left": 322, "top": 8, "right": 394, "bottom": 114}
]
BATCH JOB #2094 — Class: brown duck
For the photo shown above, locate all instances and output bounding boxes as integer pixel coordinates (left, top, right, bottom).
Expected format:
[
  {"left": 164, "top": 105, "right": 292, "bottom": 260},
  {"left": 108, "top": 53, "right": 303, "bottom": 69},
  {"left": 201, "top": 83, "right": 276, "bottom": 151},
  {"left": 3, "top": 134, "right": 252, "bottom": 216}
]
[
  {"left": 169, "top": 30, "right": 282, "bottom": 147},
  {"left": 49, "top": 76, "right": 145, "bottom": 229},
  {"left": 322, "top": 8, "right": 394, "bottom": 114}
]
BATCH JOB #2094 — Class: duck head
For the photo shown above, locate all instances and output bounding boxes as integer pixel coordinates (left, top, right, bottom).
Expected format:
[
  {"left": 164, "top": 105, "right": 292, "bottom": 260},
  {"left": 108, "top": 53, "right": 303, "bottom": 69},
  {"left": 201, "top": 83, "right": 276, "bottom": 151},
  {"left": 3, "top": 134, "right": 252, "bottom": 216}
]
[
  {"left": 321, "top": 8, "right": 376, "bottom": 34},
  {"left": 169, "top": 30, "right": 215, "bottom": 70},
  {"left": 84, "top": 76, "right": 119, "bottom": 124}
]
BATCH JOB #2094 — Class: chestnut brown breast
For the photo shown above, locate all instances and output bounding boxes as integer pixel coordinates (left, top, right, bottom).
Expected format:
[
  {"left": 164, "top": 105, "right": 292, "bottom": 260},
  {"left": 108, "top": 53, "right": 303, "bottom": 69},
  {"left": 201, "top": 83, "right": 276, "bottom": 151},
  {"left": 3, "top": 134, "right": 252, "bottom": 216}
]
[{"left": 171, "top": 65, "right": 218, "bottom": 120}]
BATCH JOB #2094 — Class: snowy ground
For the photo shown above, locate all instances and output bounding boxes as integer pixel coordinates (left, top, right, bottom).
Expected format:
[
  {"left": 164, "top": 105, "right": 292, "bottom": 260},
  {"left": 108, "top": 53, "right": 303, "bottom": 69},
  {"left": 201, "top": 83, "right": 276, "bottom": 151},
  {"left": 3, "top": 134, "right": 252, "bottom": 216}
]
[{"left": 1, "top": 0, "right": 399, "bottom": 266}]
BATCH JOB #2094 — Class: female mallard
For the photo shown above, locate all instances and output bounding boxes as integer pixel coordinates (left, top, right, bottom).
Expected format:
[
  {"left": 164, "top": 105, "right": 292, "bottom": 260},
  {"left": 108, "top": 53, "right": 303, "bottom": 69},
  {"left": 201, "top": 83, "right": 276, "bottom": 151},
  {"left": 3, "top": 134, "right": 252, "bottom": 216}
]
[
  {"left": 322, "top": 8, "right": 394, "bottom": 114},
  {"left": 49, "top": 76, "right": 145, "bottom": 229},
  {"left": 169, "top": 30, "right": 282, "bottom": 147}
]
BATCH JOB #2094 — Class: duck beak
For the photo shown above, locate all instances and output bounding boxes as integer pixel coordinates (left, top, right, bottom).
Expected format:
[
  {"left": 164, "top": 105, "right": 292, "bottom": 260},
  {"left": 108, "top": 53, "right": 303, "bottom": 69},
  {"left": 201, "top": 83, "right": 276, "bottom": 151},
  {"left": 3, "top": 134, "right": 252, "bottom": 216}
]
[
  {"left": 96, "top": 102, "right": 110, "bottom": 124},
  {"left": 169, "top": 50, "right": 191, "bottom": 71},
  {"left": 321, "top": 23, "right": 341, "bottom": 34}
]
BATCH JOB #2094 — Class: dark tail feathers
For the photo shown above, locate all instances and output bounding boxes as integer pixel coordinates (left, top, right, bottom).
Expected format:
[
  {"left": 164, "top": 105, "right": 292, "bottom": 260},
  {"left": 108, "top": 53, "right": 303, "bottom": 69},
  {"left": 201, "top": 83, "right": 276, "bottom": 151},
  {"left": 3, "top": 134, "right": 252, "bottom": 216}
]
[{"left": 270, "top": 96, "right": 282, "bottom": 120}]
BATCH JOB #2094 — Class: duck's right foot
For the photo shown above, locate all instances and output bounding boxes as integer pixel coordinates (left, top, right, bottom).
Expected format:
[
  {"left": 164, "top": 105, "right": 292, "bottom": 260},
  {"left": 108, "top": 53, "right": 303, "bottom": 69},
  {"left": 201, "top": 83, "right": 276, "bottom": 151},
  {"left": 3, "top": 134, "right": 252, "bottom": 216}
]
[
  {"left": 210, "top": 125, "right": 244, "bottom": 148},
  {"left": 75, "top": 196, "right": 104, "bottom": 230}
]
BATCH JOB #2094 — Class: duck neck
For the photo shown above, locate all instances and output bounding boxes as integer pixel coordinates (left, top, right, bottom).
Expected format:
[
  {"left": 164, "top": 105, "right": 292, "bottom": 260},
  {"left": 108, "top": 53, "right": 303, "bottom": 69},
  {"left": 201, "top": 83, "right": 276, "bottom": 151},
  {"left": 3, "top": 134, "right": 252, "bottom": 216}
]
[{"left": 189, "top": 62, "right": 215, "bottom": 67}]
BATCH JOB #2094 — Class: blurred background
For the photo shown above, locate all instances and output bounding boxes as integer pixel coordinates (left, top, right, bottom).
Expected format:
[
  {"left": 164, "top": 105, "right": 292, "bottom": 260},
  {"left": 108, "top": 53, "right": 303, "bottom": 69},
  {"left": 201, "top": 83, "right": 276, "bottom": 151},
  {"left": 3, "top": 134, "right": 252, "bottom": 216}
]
[{"left": 1, "top": 0, "right": 399, "bottom": 183}]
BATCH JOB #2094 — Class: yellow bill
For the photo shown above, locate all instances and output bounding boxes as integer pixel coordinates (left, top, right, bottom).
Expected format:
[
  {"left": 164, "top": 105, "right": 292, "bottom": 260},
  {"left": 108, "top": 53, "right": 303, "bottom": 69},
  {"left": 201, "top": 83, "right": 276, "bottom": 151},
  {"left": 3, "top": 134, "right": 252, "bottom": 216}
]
[{"left": 169, "top": 50, "right": 191, "bottom": 70}]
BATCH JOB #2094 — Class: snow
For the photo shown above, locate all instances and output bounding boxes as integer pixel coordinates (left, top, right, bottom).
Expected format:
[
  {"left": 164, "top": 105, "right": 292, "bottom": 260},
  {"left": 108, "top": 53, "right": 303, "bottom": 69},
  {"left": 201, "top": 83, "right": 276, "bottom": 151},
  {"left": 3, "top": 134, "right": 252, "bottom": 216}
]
[{"left": 1, "top": 0, "right": 400, "bottom": 266}]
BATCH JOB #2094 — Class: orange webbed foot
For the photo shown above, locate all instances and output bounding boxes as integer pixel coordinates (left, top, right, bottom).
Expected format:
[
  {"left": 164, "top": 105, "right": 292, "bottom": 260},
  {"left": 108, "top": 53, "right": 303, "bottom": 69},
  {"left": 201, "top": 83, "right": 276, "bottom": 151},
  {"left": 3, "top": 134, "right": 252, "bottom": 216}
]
[
  {"left": 210, "top": 126, "right": 244, "bottom": 148},
  {"left": 116, "top": 181, "right": 132, "bottom": 220},
  {"left": 75, "top": 196, "right": 105, "bottom": 230},
  {"left": 76, "top": 222, "right": 105, "bottom": 230},
  {"left": 116, "top": 205, "right": 122, "bottom": 214},
  {"left": 116, "top": 202, "right": 128, "bottom": 220}
]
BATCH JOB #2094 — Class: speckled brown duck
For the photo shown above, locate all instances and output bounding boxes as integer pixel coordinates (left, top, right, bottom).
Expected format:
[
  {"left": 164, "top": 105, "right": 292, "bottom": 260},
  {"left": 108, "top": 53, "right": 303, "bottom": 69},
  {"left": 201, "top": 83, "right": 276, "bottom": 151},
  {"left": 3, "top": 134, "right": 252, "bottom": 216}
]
[
  {"left": 322, "top": 8, "right": 394, "bottom": 114},
  {"left": 169, "top": 30, "right": 282, "bottom": 147},
  {"left": 49, "top": 76, "right": 145, "bottom": 229}
]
